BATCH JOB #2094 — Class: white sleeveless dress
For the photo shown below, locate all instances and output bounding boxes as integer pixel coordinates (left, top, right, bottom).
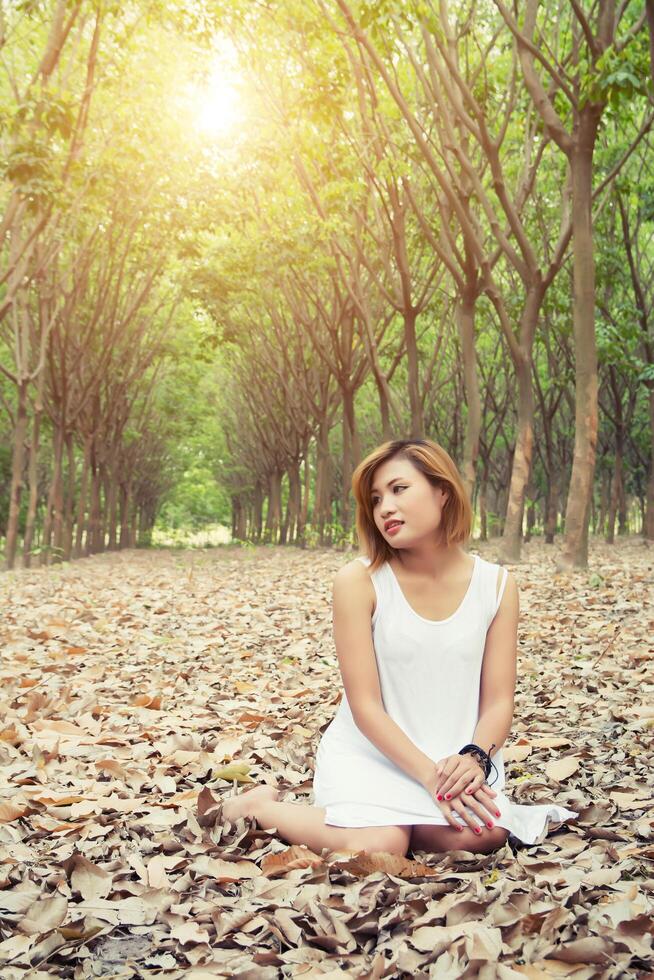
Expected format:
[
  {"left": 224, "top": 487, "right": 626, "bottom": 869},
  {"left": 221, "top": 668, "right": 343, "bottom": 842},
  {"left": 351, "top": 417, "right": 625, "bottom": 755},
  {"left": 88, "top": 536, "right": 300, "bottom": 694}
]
[{"left": 312, "top": 553, "right": 578, "bottom": 845}]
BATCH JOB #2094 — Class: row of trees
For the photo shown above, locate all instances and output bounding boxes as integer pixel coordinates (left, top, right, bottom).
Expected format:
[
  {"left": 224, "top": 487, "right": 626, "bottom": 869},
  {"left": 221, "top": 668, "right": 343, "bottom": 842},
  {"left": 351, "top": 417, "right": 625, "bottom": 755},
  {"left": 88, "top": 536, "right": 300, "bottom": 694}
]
[
  {"left": 0, "top": 1, "right": 227, "bottom": 568},
  {"left": 1, "top": 0, "right": 653, "bottom": 570},
  {"left": 204, "top": 0, "right": 654, "bottom": 566}
]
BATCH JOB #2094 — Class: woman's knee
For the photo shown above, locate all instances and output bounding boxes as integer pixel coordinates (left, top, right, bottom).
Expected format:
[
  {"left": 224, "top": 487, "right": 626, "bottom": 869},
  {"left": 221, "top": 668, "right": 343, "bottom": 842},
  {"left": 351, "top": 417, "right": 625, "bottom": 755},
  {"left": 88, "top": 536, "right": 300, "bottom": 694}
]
[
  {"left": 470, "top": 826, "right": 509, "bottom": 853},
  {"left": 343, "top": 825, "right": 411, "bottom": 856}
]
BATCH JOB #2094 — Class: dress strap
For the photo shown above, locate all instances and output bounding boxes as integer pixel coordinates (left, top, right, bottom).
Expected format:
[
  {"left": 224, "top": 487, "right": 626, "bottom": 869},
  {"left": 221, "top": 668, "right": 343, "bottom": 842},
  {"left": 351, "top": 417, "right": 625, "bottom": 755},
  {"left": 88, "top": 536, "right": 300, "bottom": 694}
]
[
  {"left": 493, "top": 566, "right": 508, "bottom": 615},
  {"left": 355, "top": 555, "right": 389, "bottom": 625}
]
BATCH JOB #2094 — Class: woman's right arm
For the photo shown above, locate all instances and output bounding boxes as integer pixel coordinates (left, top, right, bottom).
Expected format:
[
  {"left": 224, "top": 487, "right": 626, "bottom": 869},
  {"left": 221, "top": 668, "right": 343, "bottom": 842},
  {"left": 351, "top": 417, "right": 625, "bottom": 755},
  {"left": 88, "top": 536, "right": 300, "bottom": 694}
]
[{"left": 332, "top": 561, "right": 435, "bottom": 788}]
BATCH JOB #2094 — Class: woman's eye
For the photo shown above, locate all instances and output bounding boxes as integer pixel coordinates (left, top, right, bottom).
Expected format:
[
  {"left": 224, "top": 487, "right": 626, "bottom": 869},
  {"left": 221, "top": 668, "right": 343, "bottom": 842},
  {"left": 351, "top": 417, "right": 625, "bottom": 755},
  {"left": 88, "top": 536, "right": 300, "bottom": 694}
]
[{"left": 373, "top": 486, "right": 406, "bottom": 506}]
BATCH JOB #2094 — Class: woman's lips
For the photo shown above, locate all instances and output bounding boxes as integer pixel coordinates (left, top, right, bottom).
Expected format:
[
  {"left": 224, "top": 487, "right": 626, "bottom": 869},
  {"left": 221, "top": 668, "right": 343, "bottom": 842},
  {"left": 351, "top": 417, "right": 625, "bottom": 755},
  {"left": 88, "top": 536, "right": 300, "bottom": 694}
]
[{"left": 385, "top": 521, "right": 404, "bottom": 535}]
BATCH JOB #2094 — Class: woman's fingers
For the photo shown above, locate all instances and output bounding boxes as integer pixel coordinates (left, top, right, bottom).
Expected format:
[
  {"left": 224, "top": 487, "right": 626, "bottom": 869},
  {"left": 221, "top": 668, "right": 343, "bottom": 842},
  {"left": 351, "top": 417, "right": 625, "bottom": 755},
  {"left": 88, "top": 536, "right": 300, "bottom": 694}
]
[
  {"left": 436, "top": 789, "right": 501, "bottom": 832},
  {"left": 433, "top": 758, "right": 458, "bottom": 797},
  {"left": 438, "top": 764, "right": 484, "bottom": 801},
  {"left": 436, "top": 798, "right": 467, "bottom": 831},
  {"left": 449, "top": 798, "right": 484, "bottom": 833},
  {"left": 434, "top": 755, "right": 499, "bottom": 800},
  {"left": 436, "top": 764, "right": 466, "bottom": 797},
  {"left": 470, "top": 787, "right": 502, "bottom": 821},
  {"left": 463, "top": 792, "right": 501, "bottom": 826},
  {"left": 440, "top": 782, "right": 500, "bottom": 823}
]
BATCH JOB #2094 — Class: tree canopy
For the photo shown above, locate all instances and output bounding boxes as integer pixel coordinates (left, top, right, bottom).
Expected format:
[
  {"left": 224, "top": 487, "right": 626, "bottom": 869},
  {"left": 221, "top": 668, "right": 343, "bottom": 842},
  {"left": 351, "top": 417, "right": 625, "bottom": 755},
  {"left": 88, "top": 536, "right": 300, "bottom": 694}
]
[{"left": 1, "top": 0, "right": 653, "bottom": 569}]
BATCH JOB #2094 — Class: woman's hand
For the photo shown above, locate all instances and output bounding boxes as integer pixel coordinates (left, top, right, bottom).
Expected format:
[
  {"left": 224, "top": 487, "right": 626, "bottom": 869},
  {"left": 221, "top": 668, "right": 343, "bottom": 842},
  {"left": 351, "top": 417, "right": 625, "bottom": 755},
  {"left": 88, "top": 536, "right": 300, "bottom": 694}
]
[
  {"left": 433, "top": 752, "right": 497, "bottom": 802},
  {"left": 422, "top": 756, "right": 501, "bottom": 833}
]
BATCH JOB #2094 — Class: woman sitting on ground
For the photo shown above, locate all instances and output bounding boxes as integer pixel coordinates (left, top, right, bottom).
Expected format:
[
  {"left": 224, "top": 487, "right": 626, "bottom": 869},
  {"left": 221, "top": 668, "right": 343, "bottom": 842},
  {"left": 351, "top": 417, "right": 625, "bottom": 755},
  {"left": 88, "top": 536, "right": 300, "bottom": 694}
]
[{"left": 222, "top": 438, "right": 578, "bottom": 857}]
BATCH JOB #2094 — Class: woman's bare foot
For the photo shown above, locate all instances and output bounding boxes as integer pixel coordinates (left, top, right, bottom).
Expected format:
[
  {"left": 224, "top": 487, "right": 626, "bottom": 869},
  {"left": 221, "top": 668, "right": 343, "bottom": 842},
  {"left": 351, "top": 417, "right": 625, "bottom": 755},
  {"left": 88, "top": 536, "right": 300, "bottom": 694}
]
[{"left": 222, "top": 784, "right": 280, "bottom": 823}]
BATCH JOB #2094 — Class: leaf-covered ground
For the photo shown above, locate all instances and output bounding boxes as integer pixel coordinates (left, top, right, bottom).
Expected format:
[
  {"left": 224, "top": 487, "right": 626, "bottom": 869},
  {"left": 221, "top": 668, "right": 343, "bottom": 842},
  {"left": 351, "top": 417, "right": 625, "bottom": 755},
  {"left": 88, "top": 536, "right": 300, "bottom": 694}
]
[{"left": 1, "top": 537, "right": 653, "bottom": 979}]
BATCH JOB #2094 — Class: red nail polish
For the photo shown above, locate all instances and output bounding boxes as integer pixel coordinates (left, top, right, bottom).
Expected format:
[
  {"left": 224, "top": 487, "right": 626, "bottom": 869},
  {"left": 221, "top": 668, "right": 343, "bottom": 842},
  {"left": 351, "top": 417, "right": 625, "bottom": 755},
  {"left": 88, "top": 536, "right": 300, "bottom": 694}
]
[
  {"left": 474, "top": 828, "right": 481, "bottom": 834},
  {"left": 495, "top": 811, "right": 501, "bottom": 817},
  {"left": 445, "top": 793, "right": 451, "bottom": 800},
  {"left": 437, "top": 795, "right": 442, "bottom": 801},
  {"left": 486, "top": 822, "right": 493, "bottom": 829}
]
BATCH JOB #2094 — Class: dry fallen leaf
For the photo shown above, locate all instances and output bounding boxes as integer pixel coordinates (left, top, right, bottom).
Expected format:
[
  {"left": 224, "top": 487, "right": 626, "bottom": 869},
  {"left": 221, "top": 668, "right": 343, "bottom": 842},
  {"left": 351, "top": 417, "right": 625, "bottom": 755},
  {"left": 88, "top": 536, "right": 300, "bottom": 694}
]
[
  {"left": 544, "top": 756, "right": 581, "bottom": 782},
  {"left": 260, "top": 844, "right": 324, "bottom": 877},
  {"left": 63, "top": 853, "right": 112, "bottom": 902},
  {"left": 18, "top": 894, "right": 68, "bottom": 935},
  {"left": 0, "top": 800, "right": 31, "bottom": 823}
]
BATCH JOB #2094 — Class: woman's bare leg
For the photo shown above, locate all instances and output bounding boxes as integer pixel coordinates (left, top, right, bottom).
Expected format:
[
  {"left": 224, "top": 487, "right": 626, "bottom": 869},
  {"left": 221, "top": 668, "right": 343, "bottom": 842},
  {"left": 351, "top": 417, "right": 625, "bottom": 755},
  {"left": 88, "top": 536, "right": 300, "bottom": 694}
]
[
  {"left": 410, "top": 823, "right": 509, "bottom": 856},
  {"left": 222, "top": 786, "right": 410, "bottom": 855}
]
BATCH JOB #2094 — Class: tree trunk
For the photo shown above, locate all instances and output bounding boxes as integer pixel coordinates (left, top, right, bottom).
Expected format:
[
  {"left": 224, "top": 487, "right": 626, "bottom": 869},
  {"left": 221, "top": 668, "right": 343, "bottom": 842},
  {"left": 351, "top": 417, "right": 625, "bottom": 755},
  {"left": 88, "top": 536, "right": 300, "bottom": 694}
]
[
  {"left": 544, "top": 472, "right": 558, "bottom": 544},
  {"left": 456, "top": 285, "right": 481, "bottom": 501},
  {"left": 234, "top": 494, "right": 247, "bottom": 540},
  {"left": 561, "top": 111, "right": 601, "bottom": 568},
  {"left": 606, "top": 430, "right": 624, "bottom": 544},
  {"left": 404, "top": 307, "right": 423, "bottom": 437},
  {"left": 373, "top": 369, "right": 393, "bottom": 442},
  {"left": 479, "top": 473, "right": 488, "bottom": 542},
  {"left": 52, "top": 428, "right": 66, "bottom": 558},
  {"left": 231, "top": 496, "right": 237, "bottom": 539},
  {"left": 99, "top": 467, "right": 110, "bottom": 552},
  {"left": 647, "top": 388, "right": 654, "bottom": 539},
  {"left": 88, "top": 451, "right": 102, "bottom": 554},
  {"left": 62, "top": 432, "right": 76, "bottom": 561},
  {"left": 279, "top": 473, "right": 290, "bottom": 545},
  {"left": 525, "top": 498, "right": 536, "bottom": 542},
  {"left": 617, "top": 474, "right": 628, "bottom": 535},
  {"left": 341, "top": 386, "right": 360, "bottom": 533},
  {"left": 314, "top": 420, "right": 332, "bottom": 544},
  {"left": 41, "top": 425, "right": 65, "bottom": 564},
  {"left": 264, "top": 470, "right": 282, "bottom": 543},
  {"left": 119, "top": 483, "right": 132, "bottom": 548},
  {"left": 5, "top": 379, "right": 29, "bottom": 569},
  {"left": 298, "top": 446, "right": 310, "bottom": 547},
  {"left": 23, "top": 397, "right": 43, "bottom": 568},
  {"left": 597, "top": 466, "right": 609, "bottom": 537},
  {"left": 129, "top": 503, "right": 138, "bottom": 548},
  {"left": 501, "top": 349, "right": 534, "bottom": 561},
  {"left": 287, "top": 459, "right": 302, "bottom": 545},
  {"left": 106, "top": 465, "right": 119, "bottom": 550},
  {"left": 74, "top": 438, "right": 92, "bottom": 558},
  {"left": 252, "top": 481, "right": 263, "bottom": 542}
]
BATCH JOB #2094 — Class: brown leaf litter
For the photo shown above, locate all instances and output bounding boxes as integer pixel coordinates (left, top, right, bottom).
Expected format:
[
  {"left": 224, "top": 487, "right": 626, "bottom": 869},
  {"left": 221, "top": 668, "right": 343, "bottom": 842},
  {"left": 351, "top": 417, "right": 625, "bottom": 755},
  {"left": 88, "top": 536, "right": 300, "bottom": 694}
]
[{"left": 0, "top": 537, "right": 652, "bottom": 978}]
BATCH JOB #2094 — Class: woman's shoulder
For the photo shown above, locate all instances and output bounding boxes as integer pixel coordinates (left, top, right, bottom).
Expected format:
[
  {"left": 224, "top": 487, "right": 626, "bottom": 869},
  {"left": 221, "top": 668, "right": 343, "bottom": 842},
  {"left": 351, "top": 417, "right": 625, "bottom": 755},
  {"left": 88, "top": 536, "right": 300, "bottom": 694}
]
[
  {"left": 332, "top": 555, "right": 383, "bottom": 595},
  {"left": 332, "top": 556, "right": 378, "bottom": 616},
  {"left": 333, "top": 555, "right": 374, "bottom": 584}
]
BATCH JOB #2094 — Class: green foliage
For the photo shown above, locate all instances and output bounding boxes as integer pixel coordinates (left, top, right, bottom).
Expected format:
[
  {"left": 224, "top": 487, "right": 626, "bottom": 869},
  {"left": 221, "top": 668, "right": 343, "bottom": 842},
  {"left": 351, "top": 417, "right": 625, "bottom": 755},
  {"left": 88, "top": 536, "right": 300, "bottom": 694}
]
[
  {"left": 581, "top": 39, "right": 651, "bottom": 109},
  {"left": 158, "top": 463, "right": 229, "bottom": 530}
]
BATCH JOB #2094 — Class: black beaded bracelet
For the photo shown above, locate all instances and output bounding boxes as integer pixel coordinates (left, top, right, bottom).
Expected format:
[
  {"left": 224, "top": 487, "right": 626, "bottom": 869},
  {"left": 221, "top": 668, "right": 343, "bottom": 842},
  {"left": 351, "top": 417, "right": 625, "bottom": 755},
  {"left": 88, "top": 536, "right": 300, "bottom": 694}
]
[{"left": 458, "top": 742, "right": 499, "bottom": 786}]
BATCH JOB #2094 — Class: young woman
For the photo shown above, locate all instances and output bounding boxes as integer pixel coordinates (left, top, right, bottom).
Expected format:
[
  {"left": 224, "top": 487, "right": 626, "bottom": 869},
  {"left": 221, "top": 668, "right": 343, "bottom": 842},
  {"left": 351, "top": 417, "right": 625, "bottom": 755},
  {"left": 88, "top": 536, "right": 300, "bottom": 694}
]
[{"left": 222, "top": 439, "right": 578, "bottom": 856}]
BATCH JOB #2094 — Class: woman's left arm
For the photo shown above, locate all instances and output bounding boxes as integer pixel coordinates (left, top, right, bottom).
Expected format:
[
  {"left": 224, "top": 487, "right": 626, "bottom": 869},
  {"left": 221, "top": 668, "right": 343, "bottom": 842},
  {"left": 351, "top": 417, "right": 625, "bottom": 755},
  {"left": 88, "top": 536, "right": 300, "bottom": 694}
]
[
  {"left": 472, "top": 572, "right": 520, "bottom": 764},
  {"left": 471, "top": 570, "right": 519, "bottom": 762},
  {"left": 433, "top": 571, "right": 519, "bottom": 799},
  {"left": 472, "top": 572, "right": 520, "bottom": 752}
]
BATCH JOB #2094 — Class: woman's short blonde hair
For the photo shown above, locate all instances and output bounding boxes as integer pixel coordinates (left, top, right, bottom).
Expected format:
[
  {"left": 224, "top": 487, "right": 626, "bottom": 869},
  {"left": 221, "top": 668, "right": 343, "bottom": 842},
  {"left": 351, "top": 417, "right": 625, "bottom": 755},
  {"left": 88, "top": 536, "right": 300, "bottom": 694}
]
[{"left": 352, "top": 438, "right": 472, "bottom": 571}]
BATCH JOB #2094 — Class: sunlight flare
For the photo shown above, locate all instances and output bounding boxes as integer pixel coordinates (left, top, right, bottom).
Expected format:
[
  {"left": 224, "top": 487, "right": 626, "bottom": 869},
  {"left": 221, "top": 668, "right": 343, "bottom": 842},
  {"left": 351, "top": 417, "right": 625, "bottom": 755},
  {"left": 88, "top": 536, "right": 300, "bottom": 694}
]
[{"left": 191, "top": 54, "right": 242, "bottom": 139}]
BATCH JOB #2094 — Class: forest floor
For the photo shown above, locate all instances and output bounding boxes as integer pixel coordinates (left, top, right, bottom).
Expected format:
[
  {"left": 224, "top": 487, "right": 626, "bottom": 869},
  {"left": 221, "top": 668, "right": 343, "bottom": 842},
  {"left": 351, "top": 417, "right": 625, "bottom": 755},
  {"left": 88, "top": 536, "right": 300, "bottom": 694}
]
[{"left": 0, "top": 537, "right": 653, "bottom": 979}]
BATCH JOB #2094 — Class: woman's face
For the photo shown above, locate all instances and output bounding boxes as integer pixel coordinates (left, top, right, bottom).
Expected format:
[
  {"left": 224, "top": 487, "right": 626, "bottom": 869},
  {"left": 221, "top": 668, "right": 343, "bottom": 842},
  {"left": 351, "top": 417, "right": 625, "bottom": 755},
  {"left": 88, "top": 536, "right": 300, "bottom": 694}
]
[{"left": 370, "top": 455, "right": 449, "bottom": 548}]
